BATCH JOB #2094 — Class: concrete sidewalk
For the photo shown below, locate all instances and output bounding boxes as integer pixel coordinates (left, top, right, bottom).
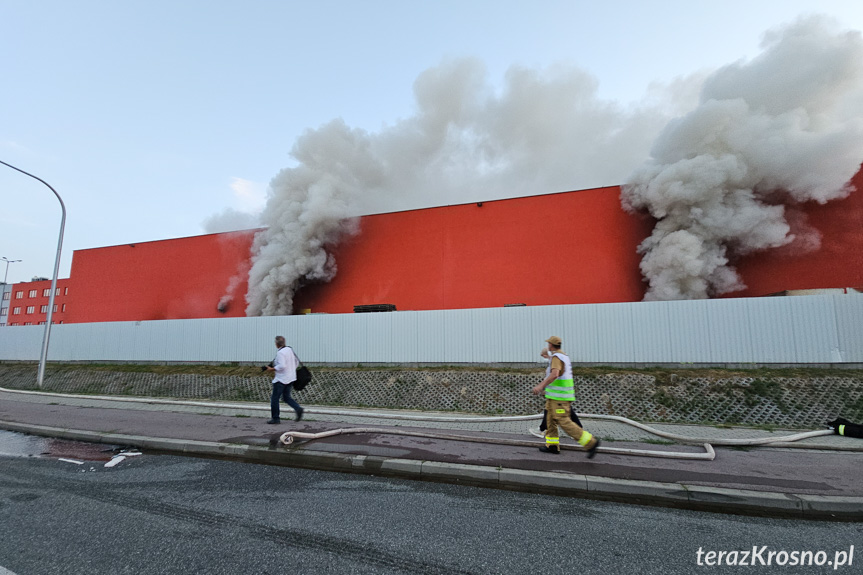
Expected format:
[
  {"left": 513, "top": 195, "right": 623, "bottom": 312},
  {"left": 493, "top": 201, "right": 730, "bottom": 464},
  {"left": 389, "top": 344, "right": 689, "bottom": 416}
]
[{"left": 1, "top": 387, "right": 862, "bottom": 520}]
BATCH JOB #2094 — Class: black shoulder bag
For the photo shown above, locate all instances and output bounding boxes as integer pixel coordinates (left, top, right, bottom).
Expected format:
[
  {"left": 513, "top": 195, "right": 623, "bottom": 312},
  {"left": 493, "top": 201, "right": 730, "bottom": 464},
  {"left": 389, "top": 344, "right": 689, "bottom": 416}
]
[{"left": 291, "top": 348, "right": 312, "bottom": 391}]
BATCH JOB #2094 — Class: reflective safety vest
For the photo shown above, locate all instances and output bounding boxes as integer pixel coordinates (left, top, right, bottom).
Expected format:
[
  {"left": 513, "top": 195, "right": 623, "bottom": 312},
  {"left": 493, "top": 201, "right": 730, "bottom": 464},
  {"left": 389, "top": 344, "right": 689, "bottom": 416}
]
[{"left": 544, "top": 352, "right": 575, "bottom": 401}]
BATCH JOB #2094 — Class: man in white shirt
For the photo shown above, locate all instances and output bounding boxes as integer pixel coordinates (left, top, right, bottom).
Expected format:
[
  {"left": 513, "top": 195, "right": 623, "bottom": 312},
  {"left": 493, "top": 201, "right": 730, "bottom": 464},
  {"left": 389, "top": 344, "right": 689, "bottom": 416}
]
[{"left": 263, "top": 335, "right": 304, "bottom": 424}]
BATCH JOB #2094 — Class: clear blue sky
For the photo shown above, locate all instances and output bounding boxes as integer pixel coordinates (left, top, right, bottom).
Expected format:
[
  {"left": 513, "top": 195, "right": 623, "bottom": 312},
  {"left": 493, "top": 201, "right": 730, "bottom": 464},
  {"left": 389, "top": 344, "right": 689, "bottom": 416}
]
[{"left": 1, "top": 0, "right": 861, "bottom": 283}]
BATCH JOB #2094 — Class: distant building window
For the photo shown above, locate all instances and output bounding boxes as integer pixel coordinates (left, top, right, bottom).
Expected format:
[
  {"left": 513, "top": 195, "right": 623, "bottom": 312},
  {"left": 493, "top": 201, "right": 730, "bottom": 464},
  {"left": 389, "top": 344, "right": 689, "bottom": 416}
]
[
  {"left": 2, "top": 292, "right": 9, "bottom": 300},
  {"left": 40, "top": 305, "right": 48, "bottom": 313},
  {"left": 55, "top": 287, "right": 61, "bottom": 296},
  {"left": 62, "top": 304, "right": 66, "bottom": 312},
  {"left": 15, "top": 291, "right": 23, "bottom": 299},
  {"left": 10, "top": 322, "right": 18, "bottom": 326},
  {"left": 53, "top": 304, "right": 58, "bottom": 312},
  {"left": 24, "top": 322, "right": 32, "bottom": 326},
  {"left": 28, "top": 290, "right": 37, "bottom": 298},
  {"left": 12, "top": 307, "right": 20, "bottom": 315},
  {"left": 26, "top": 306, "right": 35, "bottom": 314},
  {"left": 42, "top": 288, "right": 50, "bottom": 297},
  {"left": 1, "top": 307, "right": 7, "bottom": 316},
  {"left": 38, "top": 321, "right": 45, "bottom": 325},
  {"left": 64, "top": 287, "right": 68, "bottom": 295}
]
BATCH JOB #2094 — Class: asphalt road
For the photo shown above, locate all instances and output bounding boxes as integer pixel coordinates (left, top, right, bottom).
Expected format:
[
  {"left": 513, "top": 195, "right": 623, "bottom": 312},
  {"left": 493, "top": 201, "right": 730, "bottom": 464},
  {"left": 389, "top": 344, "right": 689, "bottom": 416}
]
[{"left": 1, "top": 439, "right": 862, "bottom": 575}]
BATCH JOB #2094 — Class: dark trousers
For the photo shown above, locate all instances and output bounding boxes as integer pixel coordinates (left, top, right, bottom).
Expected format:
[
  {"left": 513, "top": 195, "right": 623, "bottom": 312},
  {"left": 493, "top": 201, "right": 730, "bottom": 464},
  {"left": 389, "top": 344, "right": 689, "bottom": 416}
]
[{"left": 271, "top": 381, "right": 301, "bottom": 420}]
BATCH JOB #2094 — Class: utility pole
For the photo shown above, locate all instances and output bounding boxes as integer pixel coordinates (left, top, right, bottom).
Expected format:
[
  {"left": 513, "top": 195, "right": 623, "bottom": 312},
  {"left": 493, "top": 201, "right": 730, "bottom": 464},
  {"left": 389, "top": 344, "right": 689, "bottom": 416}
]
[
  {"left": 1, "top": 257, "right": 21, "bottom": 284},
  {"left": 0, "top": 160, "right": 66, "bottom": 387}
]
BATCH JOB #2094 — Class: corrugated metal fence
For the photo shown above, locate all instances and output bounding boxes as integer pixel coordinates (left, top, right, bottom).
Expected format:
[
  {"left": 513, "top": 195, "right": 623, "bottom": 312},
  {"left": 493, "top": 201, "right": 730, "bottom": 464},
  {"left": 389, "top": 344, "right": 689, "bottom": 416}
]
[{"left": 0, "top": 294, "right": 860, "bottom": 365}]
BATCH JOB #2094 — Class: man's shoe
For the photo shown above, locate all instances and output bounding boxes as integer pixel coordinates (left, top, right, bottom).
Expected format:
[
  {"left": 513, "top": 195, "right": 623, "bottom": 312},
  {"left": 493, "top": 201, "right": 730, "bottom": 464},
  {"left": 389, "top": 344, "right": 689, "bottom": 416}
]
[
  {"left": 538, "top": 445, "right": 560, "bottom": 455},
  {"left": 295, "top": 408, "right": 304, "bottom": 422},
  {"left": 586, "top": 438, "right": 600, "bottom": 459},
  {"left": 266, "top": 418, "right": 280, "bottom": 424}
]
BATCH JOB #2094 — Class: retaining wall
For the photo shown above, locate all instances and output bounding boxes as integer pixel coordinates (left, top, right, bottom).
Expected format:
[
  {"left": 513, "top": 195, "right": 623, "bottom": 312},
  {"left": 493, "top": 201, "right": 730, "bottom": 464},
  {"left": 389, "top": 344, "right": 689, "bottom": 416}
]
[{"left": 3, "top": 364, "right": 861, "bottom": 428}]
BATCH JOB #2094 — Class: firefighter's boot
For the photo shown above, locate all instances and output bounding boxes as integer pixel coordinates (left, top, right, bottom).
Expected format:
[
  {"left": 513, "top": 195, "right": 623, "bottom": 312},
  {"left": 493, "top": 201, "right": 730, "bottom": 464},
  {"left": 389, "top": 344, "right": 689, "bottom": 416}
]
[
  {"left": 540, "top": 435, "right": 561, "bottom": 454},
  {"left": 586, "top": 437, "right": 600, "bottom": 459},
  {"left": 578, "top": 431, "right": 600, "bottom": 458}
]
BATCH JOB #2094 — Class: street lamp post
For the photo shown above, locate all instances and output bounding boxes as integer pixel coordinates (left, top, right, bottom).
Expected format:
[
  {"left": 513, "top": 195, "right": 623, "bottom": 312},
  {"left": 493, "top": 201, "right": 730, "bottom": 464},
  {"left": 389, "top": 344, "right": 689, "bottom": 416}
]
[
  {"left": 1, "top": 257, "right": 21, "bottom": 284},
  {"left": 0, "top": 160, "right": 66, "bottom": 388}
]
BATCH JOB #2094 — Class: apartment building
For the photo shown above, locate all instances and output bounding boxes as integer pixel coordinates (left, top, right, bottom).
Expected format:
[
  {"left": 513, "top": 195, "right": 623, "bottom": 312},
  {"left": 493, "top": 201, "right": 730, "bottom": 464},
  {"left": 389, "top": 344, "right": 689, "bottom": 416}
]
[{"left": 6, "top": 277, "right": 71, "bottom": 326}]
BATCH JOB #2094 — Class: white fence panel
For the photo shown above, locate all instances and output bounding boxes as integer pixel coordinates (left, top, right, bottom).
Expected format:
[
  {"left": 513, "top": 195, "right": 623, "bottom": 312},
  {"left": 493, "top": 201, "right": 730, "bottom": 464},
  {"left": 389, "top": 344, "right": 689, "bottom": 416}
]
[
  {"left": 834, "top": 295, "right": 863, "bottom": 362},
  {"left": 593, "top": 302, "right": 636, "bottom": 363},
  {"left": 0, "top": 325, "right": 41, "bottom": 360},
  {"left": 706, "top": 300, "right": 754, "bottom": 364},
  {"left": 390, "top": 311, "right": 419, "bottom": 363},
  {"left": 666, "top": 300, "right": 712, "bottom": 363},
  {"left": 363, "top": 313, "right": 390, "bottom": 363},
  {"left": 629, "top": 301, "right": 674, "bottom": 363},
  {"left": 745, "top": 298, "right": 799, "bottom": 363},
  {"left": 562, "top": 303, "right": 599, "bottom": 362},
  {"left": 413, "top": 310, "right": 446, "bottom": 364},
  {"left": 0, "top": 294, "right": 860, "bottom": 365},
  {"left": 442, "top": 309, "right": 475, "bottom": 364},
  {"left": 789, "top": 296, "right": 840, "bottom": 363}
]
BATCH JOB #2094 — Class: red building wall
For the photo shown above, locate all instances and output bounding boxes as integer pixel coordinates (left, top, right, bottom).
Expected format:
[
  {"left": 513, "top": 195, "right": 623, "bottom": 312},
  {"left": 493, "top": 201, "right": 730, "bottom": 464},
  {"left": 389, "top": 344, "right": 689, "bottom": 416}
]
[
  {"left": 64, "top": 231, "right": 254, "bottom": 323},
  {"left": 293, "top": 186, "right": 654, "bottom": 313},
  {"left": 7, "top": 278, "right": 71, "bottom": 325}
]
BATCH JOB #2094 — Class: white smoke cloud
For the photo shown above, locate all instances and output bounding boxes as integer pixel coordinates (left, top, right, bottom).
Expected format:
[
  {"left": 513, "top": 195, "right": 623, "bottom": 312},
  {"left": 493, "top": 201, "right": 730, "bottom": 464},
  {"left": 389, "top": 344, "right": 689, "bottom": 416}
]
[
  {"left": 622, "top": 16, "right": 863, "bottom": 301},
  {"left": 246, "top": 59, "right": 700, "bottom": 316},
  {"left": 202, "top": 178, "right": 266, "bottom": 234},
  {"left": 245, "top": 121, "right": 369, "bottom": 316},
  {"left": 202, "top": 208, "right": 261, "bottom": 234},
  {"left": 229, "top": 177, "right": 267, "bottom": 212}
]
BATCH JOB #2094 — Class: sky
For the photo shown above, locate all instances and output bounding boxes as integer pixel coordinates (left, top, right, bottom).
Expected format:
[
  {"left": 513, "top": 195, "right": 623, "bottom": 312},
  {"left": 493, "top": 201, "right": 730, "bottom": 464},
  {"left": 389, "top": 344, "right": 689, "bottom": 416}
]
[{"left": 1, "top": 0, "right": 862, "bottom": 285}]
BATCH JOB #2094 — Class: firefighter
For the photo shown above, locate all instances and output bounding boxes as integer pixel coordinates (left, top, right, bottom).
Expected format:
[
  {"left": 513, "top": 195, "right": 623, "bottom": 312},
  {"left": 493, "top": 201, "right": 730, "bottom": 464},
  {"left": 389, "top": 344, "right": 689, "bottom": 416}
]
[
  {"left": 532, "top": 336, "right": 600, "bottom": 457},
  {"left": 539, "top": 347, "right": 583, "bottom": 431}
]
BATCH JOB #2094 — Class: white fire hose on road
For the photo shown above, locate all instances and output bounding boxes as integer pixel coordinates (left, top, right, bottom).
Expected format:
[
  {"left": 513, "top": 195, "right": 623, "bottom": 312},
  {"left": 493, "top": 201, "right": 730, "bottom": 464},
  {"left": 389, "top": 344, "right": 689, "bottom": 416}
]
[
  {"left": 279, "top": 421, "right": 721, "bottom": 460},
  {"left": 278, "top": 409, "right": 839, "bottom": 461}
]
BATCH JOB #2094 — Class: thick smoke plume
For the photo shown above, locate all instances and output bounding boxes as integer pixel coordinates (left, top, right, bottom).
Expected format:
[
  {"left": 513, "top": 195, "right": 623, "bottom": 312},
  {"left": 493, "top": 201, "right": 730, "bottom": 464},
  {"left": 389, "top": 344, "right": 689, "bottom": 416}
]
[
  {"left": 245, "top": 123, "right": 367, "bottom": 316},
  {"left": 246, "top": 60, "right": 696, "bottom": 315},
  {"left": 622, "top": 16, "right": 863, "bottom": 301}
]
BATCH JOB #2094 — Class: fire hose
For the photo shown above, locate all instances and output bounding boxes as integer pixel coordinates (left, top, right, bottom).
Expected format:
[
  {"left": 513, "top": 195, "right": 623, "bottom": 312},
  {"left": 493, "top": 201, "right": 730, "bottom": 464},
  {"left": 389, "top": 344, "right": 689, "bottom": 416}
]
[{"left": 278, "top": 409, "right": 839, "bottom": 461}]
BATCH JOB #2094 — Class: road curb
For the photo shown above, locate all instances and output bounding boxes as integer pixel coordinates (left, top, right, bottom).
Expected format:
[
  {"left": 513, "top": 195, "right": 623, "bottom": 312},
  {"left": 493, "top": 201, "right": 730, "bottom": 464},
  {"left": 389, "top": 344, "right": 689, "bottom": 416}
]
[{"left": 2, "top": 419, "right": 862, "bottom": 521}]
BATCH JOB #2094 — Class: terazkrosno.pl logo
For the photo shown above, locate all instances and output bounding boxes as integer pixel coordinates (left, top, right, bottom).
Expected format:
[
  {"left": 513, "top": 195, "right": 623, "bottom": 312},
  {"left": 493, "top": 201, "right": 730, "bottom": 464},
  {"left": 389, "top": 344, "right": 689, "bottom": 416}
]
[{"left": 696, "top": 546, "right": 855, "bottom": 569}]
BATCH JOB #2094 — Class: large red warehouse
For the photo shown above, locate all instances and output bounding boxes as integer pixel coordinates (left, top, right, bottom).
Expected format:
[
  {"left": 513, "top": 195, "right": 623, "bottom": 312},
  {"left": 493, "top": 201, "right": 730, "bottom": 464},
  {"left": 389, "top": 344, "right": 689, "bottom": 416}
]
[{"left": 26, "top": 168, "right": 863, "bottom": 324}]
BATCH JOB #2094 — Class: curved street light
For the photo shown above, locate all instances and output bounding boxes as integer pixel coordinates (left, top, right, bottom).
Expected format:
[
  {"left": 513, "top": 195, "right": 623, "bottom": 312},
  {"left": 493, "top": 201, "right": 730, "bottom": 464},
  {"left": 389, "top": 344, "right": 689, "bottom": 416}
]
[
  {"left": 0, "top": 160, "right": 66, "bottom": 388},
  {"left": 1, "top": 256, "right": 21, "bottom": 284}
]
